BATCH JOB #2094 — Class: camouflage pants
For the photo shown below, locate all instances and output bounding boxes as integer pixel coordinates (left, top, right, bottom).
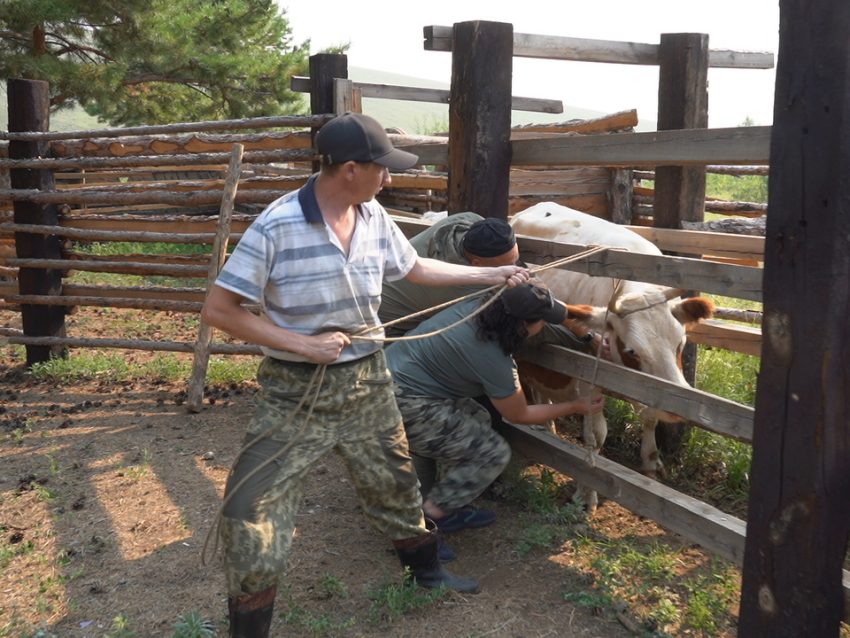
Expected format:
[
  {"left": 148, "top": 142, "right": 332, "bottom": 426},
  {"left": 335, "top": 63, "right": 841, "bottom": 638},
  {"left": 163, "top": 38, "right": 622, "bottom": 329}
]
[
  {"left": 221, "top": 351, "right": 426, "bottom": 596},
  {"left": 393, "top": 384, "right": 511, "bottom": 513}
]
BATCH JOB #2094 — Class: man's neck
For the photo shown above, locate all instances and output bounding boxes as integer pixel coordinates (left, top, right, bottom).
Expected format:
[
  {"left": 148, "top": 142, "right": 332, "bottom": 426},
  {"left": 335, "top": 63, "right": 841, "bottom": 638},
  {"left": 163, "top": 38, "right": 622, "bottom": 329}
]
[{"left": 313, "top": 172, "right": 357, "bottom": 222}]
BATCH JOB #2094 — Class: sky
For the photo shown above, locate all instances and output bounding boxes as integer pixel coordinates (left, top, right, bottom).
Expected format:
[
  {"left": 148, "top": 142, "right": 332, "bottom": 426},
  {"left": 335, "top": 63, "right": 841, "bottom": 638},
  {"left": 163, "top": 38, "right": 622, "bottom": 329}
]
[{"left": 280, "top": 0, "right": 780, "bottom": 130}]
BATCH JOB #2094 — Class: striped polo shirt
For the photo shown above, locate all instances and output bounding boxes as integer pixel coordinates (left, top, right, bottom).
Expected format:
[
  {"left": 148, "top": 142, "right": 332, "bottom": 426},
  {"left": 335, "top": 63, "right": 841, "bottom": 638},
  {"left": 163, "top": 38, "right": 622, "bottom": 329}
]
[{"left": 215, "top": 175, "right": 417, "bottom": 363}]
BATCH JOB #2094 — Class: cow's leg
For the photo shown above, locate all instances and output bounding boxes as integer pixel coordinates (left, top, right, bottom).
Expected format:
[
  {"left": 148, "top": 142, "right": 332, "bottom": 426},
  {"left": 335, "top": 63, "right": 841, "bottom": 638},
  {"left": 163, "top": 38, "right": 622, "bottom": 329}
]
[
  {"left": 639, "top": 415, "right": 664, "bottom": 478},
  {"left": 575, "top": 386, "right": 606, "bottom": 513}
]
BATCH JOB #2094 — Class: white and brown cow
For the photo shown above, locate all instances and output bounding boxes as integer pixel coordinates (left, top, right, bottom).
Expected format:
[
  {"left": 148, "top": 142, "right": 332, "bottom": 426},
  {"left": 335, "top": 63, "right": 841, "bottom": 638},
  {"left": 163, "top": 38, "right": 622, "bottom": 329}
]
[{"left": 510, "top": 202, "right": 714, "bottom": 505}]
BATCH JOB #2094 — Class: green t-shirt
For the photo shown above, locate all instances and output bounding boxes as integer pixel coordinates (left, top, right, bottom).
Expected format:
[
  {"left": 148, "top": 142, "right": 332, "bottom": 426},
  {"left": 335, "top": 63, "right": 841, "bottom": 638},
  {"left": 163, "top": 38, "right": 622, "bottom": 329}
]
[
  {"left": 385, "top": 298, "right": 520, "bottom": 400},
  {"left": 379, "top": 212, "right": 487, "bottom": 336}
]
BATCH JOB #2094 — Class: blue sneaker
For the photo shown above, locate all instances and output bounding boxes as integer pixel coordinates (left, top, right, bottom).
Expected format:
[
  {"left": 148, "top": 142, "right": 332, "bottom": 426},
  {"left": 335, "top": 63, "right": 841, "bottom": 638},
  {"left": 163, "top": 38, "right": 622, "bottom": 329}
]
[
  {"left": 433, "top": 505, "right": 497, "bottom": 534},
  {"left": 438, "top": 538, "right": 457, "bottom": 563}
]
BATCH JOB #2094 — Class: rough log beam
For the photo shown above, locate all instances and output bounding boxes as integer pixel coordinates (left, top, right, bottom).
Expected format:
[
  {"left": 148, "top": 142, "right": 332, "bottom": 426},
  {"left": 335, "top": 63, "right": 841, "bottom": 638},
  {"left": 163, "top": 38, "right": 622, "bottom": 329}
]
[
  {"left": 424, "top": 25, "right": 775, "bottom": 69},
  {"left": 3, "top": 333, "right": 262, "bottom": 356},
  {"left": 0, "top": 188, "right": 290, "bottom": 206},
  {"left": 52, "top": 130, "right": 312, "bottom": 159},
  {"left": 7, "top": 258, "right": 209, "bottom": 278},
  {"left": 291, "top": 76, "right": 563, "bottom": 114},
  {"left": 1, "top": 222, "right": 242, "bottom": 244},
  {"left": 0, "top": 148, "right": 316, "bottom": 171},
  {"left": 512, "top": 109, "right": 638, "bottom": 134},
  {"left": 0, "top": 114, "right": 334, "bottom": 142}
]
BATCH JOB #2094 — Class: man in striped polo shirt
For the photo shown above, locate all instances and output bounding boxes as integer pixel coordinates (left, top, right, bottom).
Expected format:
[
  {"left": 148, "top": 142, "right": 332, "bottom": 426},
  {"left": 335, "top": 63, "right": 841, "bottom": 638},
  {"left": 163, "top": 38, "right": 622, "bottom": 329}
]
[{"left": 201, "top": 113, "right": 529, "bottom": 638}]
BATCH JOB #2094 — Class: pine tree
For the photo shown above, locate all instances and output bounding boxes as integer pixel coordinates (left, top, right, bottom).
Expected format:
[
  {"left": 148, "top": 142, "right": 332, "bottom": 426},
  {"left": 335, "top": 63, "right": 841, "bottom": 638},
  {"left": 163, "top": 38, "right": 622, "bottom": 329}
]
[{"left": 0, "top": 0, "right": 312, "bottom": 125}]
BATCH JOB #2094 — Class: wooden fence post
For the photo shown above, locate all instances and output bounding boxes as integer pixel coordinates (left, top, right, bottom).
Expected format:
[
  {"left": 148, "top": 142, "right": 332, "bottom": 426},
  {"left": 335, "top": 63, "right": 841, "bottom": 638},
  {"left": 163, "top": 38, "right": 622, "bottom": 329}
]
[
  {"left": 738, "top": 1, "right": 850, "bottom": 635},
  {"left": 186, "top": 144, "right": 245, "bottom": 413},
  {"left": 447, "top": 21, "right": 513, "bottom": 219},
  {"left": 8, "top": 78, "right": 66, "bottom": 366},
  {"left": 652, "top": 33, "right": 709, "bottom": 454},
  {"left": 309, "top": 54, "right": 348, "bottom": 173}
]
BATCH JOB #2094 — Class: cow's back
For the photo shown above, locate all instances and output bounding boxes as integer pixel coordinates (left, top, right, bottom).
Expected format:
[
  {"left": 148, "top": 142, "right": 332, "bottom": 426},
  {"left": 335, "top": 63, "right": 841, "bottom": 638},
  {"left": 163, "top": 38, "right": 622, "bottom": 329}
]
[{"left": 510, "top": 202, "right": 662, "bottom": 306}]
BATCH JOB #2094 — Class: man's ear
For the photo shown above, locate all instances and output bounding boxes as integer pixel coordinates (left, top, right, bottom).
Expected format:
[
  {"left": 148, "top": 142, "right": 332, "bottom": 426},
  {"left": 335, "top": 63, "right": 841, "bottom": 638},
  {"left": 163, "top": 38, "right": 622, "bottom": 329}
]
[
  {"left": 468, "top": 256, "right": 482, "bottom": 267},
  {"left": 342, "top": 161, "right": 358, "bottom": 181}
]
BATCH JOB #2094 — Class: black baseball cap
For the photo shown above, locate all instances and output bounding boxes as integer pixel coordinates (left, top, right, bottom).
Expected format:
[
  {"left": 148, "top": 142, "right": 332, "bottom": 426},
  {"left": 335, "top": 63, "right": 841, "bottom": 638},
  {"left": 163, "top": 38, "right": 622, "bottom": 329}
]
[
  {"left": 316, "top": 113, "right": 419, "bottom": 170},
  {"left": 500, "top": 281, "right": 566, "bottom": 324},
  {"left": 462, "top": 218, "right": 516, "bottom": 258}
]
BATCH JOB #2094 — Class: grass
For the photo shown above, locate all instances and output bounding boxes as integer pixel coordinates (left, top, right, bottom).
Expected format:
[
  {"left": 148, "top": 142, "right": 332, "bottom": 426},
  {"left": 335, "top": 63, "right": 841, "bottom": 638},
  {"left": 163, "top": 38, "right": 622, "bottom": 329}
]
[{"left": 27, "top": 351, "right": 257, "bottom": 386}]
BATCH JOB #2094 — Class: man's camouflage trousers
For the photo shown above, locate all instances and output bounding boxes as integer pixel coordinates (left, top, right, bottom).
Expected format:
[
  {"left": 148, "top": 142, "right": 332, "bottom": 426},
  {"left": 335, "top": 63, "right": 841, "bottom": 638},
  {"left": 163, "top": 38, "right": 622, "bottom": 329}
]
[
  {"left": 220, "top": 351, "right": 426, "bottom": 596},
  {"left": 392, "top": 384, "right": 511, "bottom": 513}
]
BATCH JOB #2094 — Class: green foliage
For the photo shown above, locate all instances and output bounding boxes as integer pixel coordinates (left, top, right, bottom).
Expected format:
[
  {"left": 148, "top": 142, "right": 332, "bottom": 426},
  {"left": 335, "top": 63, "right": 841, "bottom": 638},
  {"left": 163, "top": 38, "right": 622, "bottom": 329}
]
[
  {"left": 368, "top": 572, "right": 449, "bottom": 625},
  {"left": 171, "top": 611, "right": 215, "bottom": 638},
  {"left": 705, "top": 173, "right": 768, "bottom": 204},
  {"left": 0, "top": 0, "right": 313, "bottom": 125},
  {"left": 104, "top": 615, "right": 135, "bottom": 638},
  {"left": 564, "top": 537, "right": 738, "bottom": 636}
]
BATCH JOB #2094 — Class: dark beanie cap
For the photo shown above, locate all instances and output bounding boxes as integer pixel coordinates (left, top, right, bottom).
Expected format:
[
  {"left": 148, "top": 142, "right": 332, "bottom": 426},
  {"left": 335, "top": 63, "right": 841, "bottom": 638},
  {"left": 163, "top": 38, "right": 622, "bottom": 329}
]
[{"left": 462, "top": 218, "right": 517, "bottom": 258}]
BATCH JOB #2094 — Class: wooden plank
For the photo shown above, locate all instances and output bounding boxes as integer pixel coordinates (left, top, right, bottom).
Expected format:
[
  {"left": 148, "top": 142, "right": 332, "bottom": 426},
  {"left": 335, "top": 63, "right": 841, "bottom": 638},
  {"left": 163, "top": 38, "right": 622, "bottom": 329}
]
[
  {"left": 627, "top": 226, "right": 765, "bottom": 260},
  {"left": 515, "top": 235, "right": 764, "bottom": 301},
  {"left": 512, "top": 109, "right": 638, "bottom": 135},
  {"left": 517, "top": 344, "right": 754, "bottom": 442},
  {"left": 498, "top": 422, "right": 748, "bottom": 561},
  {"left": 511, "top": 126, "right": 772, "bottom": 167},
  {"left": 291, "top": 76, "right": 563, "bottom": 114},
  {"left": 424, "top": 26, "right": 775, "bottom": 69},
  {"left": 688, "top": 320, "right": 762, "bottom": 356}
]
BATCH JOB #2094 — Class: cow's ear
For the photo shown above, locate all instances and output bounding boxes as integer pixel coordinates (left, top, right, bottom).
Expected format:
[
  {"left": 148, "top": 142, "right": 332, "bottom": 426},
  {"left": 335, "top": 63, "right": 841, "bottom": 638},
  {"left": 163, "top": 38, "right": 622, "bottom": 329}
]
[{"left": 672, "top": 297, "right": 715, "bottom": 325}]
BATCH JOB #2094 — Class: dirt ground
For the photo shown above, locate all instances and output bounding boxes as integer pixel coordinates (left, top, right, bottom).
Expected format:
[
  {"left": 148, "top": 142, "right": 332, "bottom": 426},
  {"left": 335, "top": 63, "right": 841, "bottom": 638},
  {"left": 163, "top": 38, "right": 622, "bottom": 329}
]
[{"left": 0, "top": 308, "right": 732, "bottom": 638}]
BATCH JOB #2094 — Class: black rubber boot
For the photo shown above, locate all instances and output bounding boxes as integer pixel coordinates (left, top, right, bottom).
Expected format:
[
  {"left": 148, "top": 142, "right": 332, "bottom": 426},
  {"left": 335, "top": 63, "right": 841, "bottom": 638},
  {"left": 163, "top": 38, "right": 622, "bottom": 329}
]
[
  {"left": 228, "top": 584, "right": 276, "bottom": 638},
  {"left": 393, "top": 521, "right": 481, "bottom": 594}
]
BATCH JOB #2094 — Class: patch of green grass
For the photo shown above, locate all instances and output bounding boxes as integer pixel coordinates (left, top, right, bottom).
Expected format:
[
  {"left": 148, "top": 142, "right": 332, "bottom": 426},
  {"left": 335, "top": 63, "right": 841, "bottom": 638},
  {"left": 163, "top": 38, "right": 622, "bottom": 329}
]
[
  {"left": 368, "top": 572, "right": 449, "bottom": 625},
  {"left": 171, "top": 611, "right": 215, "bottom": 638},
  {"left": 27, "top": 351, "right": 256, "bottom": 385},
  {"left": 564, "top": 536, "right": 739, "bottom": 637},
  {"left": 78, "top": 242, "right": 212, "bottom": 257},
  {"left": 278, "top": 580, "right": 357, "bottom": 635},
  {"left": 29, "top": 352, "right": 132, "bottom": 383}
]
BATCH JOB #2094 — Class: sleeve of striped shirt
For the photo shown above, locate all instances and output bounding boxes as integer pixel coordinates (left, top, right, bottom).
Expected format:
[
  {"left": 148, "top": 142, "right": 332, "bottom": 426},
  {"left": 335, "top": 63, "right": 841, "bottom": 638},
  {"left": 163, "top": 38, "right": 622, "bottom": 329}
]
[
  {"left": 381, "top": 211, "right": 418, "bottom": 282},
  {"left": 214, "top": 219, "right": 276, "bottom": 302}
]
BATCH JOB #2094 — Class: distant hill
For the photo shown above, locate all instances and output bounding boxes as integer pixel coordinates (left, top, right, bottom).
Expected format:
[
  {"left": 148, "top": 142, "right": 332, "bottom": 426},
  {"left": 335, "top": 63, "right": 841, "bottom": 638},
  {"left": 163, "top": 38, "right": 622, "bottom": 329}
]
[{"left": 0, "top": 68, "right": 655, "bottom": 134}]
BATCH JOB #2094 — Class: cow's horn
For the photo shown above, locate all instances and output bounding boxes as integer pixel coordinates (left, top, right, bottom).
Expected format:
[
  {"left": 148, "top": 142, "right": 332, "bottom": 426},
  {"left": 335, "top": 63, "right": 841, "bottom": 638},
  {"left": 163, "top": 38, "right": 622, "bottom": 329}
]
[
  {"left": 607, "top": 281, "right": 626, "bottom": 314},
  {"left": 663, "top": 287, "right": 688, "bottom": 301}
]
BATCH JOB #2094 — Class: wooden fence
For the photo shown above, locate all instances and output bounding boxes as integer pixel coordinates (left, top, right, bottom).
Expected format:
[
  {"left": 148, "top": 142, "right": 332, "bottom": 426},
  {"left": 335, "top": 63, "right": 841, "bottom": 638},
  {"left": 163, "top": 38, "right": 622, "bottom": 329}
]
[{"left": 2, "top": 21, "right": 842, "bottom": 632}]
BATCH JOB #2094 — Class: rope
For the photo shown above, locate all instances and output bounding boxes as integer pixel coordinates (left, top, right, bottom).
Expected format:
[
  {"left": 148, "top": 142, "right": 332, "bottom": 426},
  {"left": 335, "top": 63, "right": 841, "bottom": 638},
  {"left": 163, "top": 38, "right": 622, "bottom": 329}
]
[{"left": 201, "top": 243, "right": 613, "bottom": 562}]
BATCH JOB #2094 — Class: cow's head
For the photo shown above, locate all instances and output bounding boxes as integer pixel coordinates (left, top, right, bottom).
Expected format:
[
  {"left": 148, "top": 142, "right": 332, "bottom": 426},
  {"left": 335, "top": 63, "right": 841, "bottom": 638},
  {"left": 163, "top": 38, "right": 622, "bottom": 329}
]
[{"left": 567, "top": 287, "right": 715, "bottom": 422}]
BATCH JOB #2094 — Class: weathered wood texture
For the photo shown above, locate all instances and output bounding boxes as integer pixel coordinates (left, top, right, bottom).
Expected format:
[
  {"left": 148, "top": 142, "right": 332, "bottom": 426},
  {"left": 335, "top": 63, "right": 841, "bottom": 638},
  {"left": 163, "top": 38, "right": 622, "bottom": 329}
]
[
  {"left": 8, "top": 78, "right": 66, "bottom": 365},
  {"left": 448, "top": 21, "right": 514, "bottom": 219},
  {"left": 654, "top": 33, "right": 709, "bottom": 229},
  {"left": 738, "top": 2, "right": 850, "bottom": 636},
  {"left": 424, "top": 26, "right": 775, "bottom": 69},
  {"left": 309, "top": 54, "right": 348, "bottom": 172},
  {"left": 514, "top": 235, "right": 763, "bottom": 301},
  {"left": 627, "top": 226, "right": 765, "bottom": 260},
  {"left": 0, "top": 115, "right": 332, "bottom": 142},
  {"left": 517, "top": 344, "right": 754, "bottom": 442},
  {"left": 187, "top": 144, "right": 243, "bottom": 412},
  {"left": 291, "top": 75, "right": 563, "bottom": 114},
  {"left": 510, "top": 126, "right": 771, "bottom": 167},
  {"left": 51, "top": 130, "right": 312, "bottom": 159}
]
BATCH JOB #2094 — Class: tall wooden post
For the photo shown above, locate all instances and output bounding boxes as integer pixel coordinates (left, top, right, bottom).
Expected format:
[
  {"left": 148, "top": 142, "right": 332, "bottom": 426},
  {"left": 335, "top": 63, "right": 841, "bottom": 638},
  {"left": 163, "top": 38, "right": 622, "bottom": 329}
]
[
  {"left": 8, "top": 79, "right": 66, "bottom": 366},
  {"left": 447, "top": 21, "right": 513, "bottom": 219},
  {"left": 738, "top": 2, "right": 850, "bottom": 636},
  {"left": 653, "top": 33, "right": 709, "bottom": 454},
  {"left": 309, "top": 54, "right": 348, "bottom": 173}
]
